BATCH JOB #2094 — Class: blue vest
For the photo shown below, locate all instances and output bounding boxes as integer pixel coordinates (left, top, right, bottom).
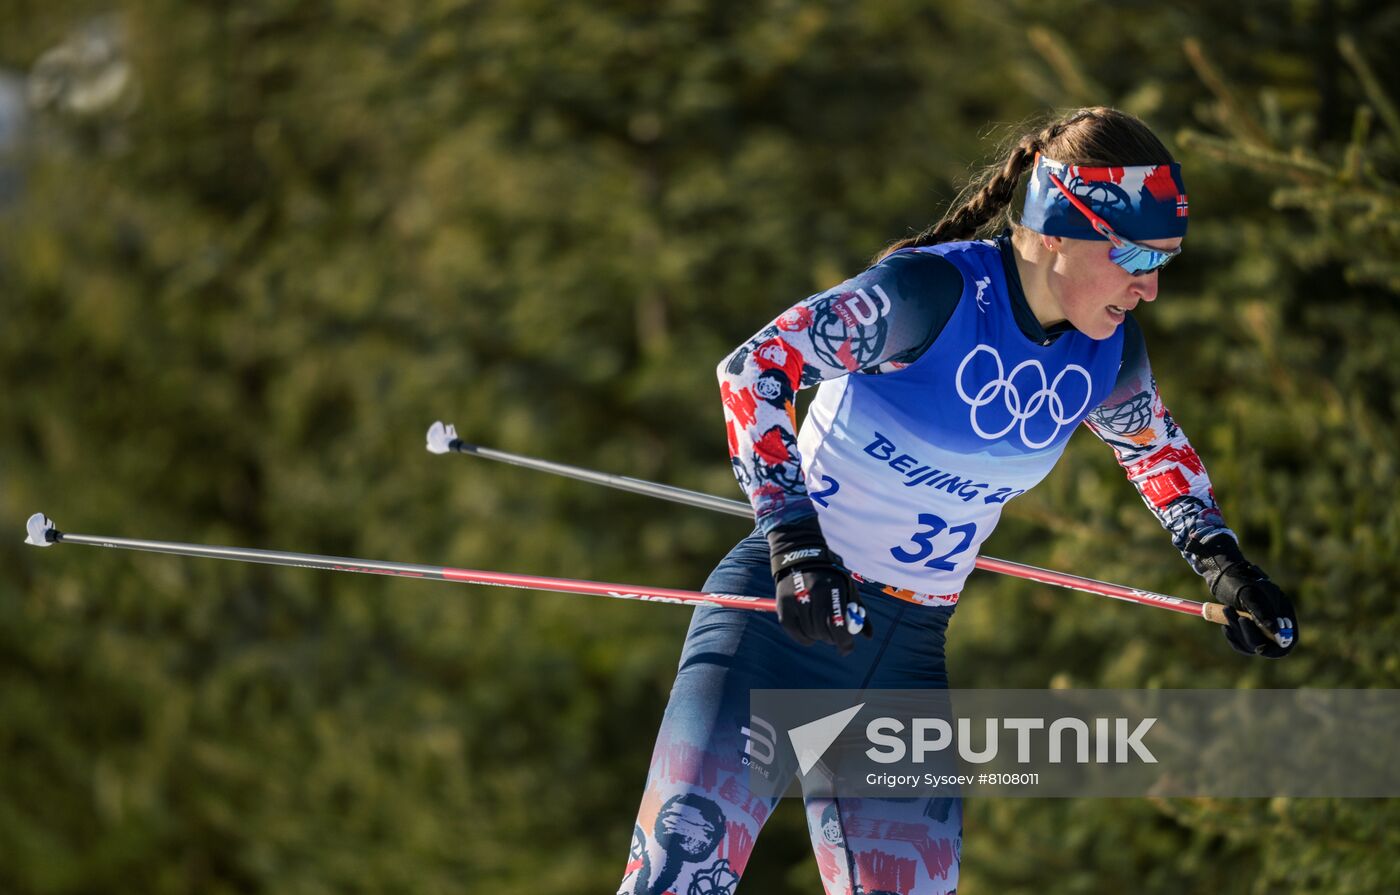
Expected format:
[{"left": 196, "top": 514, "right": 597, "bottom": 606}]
[{"left": 797, "top": 240, "right": 1124, "bottom": 596}]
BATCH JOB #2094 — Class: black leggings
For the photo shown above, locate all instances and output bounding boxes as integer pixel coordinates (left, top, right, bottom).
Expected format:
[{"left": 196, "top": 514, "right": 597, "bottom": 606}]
[{"left": 618, "top": 530, "right": 961, "bottom": 895}]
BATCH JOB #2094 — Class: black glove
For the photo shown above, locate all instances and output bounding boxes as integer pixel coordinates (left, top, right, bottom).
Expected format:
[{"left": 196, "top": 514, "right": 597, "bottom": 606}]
[
  {"left": 767, "top": 516, "right": 871, "bottom": 655},
  {"left": 1186, "top": 536, "right": 1297, "bottom": 658}
]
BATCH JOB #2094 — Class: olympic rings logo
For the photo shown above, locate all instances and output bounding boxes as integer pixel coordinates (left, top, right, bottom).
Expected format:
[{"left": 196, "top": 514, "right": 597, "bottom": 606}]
[{"left": 954, "top": 344, "right": 1093, "bottom": 449}]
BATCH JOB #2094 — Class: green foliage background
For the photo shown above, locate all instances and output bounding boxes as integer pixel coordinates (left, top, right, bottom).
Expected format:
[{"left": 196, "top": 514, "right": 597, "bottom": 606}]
[{"left": 2, "top": 1, "right": 1397, "bottom": 892}]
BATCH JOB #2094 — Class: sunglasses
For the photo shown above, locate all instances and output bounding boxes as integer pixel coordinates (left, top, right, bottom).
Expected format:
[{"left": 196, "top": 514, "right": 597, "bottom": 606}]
[{"left": 1045, "top": 171, "right": 1182, "bottom": 275}]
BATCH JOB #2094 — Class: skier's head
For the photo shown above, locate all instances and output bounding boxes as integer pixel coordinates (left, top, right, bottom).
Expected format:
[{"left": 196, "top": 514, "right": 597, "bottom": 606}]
[{"left": 879, "top": 106, "right": 1185, "bottom": 339}]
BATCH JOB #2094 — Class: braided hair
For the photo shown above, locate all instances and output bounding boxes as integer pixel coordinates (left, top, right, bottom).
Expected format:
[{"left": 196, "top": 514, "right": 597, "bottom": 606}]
[{"left": 875, "top": 107, "right": 1175, "bottom": 262}]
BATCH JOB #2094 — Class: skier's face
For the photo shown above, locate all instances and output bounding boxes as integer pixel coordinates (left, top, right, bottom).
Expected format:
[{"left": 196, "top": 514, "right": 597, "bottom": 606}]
[{"left": 1044, "top": 234, "right": 1182, "bottom": 339}]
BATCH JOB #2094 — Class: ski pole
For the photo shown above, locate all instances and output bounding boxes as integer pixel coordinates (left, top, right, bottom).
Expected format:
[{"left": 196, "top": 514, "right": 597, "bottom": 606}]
[
  {"left": 21, "top": 513, "right": 777, "bottom": 614},
  {"left": 425, "top": 421, "right": 1236, "bottom": 627},
  {"left": 426, "top": 422, "right": 743, "bottom": 516}
]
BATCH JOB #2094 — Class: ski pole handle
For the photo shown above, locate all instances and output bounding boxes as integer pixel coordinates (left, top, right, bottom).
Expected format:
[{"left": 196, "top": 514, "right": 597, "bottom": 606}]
[
  {"left": 1202, "top": 603, "right": 1229, "bottom": 625},
  {"left": 1201, "top": 602, "right": 1255, "bottom": 626}
]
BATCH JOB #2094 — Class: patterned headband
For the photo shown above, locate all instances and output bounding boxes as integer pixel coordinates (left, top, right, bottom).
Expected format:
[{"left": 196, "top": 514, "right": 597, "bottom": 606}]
[{"left": 1021, "top": 154, "right": 1189, "bottom": 241}]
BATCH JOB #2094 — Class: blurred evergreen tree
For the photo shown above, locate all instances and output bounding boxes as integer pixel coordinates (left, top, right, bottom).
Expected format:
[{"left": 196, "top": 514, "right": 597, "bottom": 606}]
[{"left": 2, "top": 1, "right": 1397, "bottom": 893}]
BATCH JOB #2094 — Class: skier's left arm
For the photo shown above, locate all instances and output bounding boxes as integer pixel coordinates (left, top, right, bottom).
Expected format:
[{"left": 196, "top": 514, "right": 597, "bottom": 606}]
[{"left": 1082, "top": 315, "right": 1297, "bottom": 657}]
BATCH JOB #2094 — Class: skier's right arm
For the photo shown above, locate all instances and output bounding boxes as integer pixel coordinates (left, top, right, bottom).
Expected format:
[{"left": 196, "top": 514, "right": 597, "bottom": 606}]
[
  {"left": 716, "top": 252, "right": 964, "bottom": 533},
  {"left": 718, "top": 251, "right": 963, "bottom": 651}
]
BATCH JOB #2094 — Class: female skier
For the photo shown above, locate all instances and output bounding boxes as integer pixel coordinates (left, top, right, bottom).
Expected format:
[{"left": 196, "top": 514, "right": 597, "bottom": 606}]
[{"left": 618, "top": 106, "right": 1297, "bottom": 895}]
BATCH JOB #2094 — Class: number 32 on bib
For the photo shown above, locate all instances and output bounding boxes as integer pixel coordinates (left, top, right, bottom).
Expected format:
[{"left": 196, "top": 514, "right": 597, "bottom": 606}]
[{"left": 890, "top": 513, "right": 977, "bottom": 571}]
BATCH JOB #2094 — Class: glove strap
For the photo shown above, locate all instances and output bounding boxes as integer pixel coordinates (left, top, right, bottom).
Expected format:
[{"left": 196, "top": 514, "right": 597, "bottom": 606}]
[
  {"left": 772, "top": 544, "right": 842, "bottom": 577},
  {"left": 1184, "top": 534, "right": 1268, "bottom": 601},
  {"left": 767, "top": 515, "right": 843, "bottom": 578}
]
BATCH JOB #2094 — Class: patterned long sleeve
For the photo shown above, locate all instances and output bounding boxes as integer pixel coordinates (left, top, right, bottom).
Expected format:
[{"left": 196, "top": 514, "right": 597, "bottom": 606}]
[
  {"left": 718, "top": 253, "right": 964, "bottom": 533},
  {"left": 1083, "top": 314, "right": 1236, "bottom": 570}
]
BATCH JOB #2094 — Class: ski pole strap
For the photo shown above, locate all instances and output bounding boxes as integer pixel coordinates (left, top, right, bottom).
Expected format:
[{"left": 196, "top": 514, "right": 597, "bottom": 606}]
[
  {"left": 766, "top": 515, "right": 845, "bottom": 579},
  {"left": 772, "top": 545, "right": 842, "bottom": 576}
]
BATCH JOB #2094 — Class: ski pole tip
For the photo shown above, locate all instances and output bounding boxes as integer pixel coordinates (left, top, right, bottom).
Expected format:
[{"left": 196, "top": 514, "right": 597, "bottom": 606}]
[
  {"left": 24, "top": 512, "right": 57, "bottom": 547},
  {"left": 426, "top": 420, "right": 460, "bottom": 454}
]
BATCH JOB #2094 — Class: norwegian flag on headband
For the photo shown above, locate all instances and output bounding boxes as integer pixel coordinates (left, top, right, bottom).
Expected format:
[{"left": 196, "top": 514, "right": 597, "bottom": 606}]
[{"left": 1022, "top": 154, "right": 1190, "bottom": 241}]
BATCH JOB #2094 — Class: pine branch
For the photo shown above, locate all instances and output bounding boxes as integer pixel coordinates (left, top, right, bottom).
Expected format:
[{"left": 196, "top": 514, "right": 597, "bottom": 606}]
[
  {"left": 1337, "top": 33, "right": 1400, "bottom": 144},
  {"left": 1271, "top": 186, "right": 1394, "bottom": 215},
  {"left": 1182, "top": 38, "right": 1272, "bottom": 148},
  {"left": 1176, "top": 130, "right": 1334, "bottom": 179},
  {"left": 1341, "top": 105, "right": 1372, "bottom": 185},
  {"left": 1026, "top": 27, "right": 1106, "bottom": 107},
  {"left": 1344, "top": 260, "right": 1400, "bottom": 292}
]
